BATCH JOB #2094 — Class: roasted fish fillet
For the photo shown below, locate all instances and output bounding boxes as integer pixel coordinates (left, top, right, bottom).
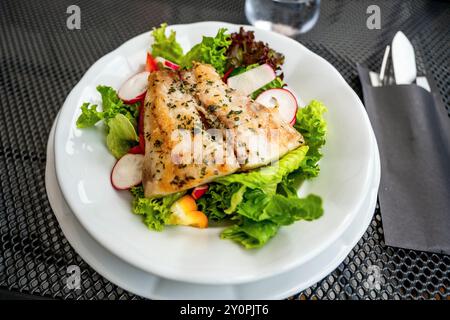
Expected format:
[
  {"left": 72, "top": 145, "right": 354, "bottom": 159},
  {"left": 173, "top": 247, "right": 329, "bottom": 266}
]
[
  {"left": 182, "top": 62, "right": 304, "bottom": 170},
  {"left": 142, "top": 70, "right": 240, "bottom": 198}
]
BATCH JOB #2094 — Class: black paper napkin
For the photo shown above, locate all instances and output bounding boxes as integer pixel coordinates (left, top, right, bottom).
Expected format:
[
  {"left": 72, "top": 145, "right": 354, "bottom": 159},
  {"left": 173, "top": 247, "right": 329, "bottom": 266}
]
[{"left": 357, "top": 65, "right": 450, "bottom": 255}]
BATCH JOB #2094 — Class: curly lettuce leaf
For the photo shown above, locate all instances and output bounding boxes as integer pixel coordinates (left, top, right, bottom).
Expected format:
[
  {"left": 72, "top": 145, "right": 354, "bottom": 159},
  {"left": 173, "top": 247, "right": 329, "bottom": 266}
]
[
  {"left": 151, "top": 23, "right": 184, "bottom": 65},
  {"left": 181, "top": 28, "right": 231, "bottom": 75},
  {"left": 295, "top": 100, "right": 327, "bottom": 151},
  {"left": 106, "top": 114, "right": 139, "bottom": 158},
  {"left": 227, "top": 27, "right": 285, "bottom": 72},
  {"left": 76, "top": 86, "right": 139, "bottom": 157},
  {"left": 215, "top": 145, "right": 309, "bottom": 195},
  {"left": 97, "top": 85, "right": 139, "bottom": 128},
  {"left": 131, "top": 186, "right": 185, "bottom": 231},
  {"left": 76, "top": 86, "right": 138, "bottom": 129},
  {"left": 76, "top": 103, "right": 104, "bottom": 128},
  {"left": 292, "top": 100, "right": 328, "bottom": 179},
  {"left": 96, "top": 85, "right": 121, "bottom": 115}
]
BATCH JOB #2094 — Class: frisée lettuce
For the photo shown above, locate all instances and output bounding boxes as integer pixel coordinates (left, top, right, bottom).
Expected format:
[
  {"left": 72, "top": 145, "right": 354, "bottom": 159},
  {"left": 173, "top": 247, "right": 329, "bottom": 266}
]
[
  {"left": 131, "top": 186, "right": 186, "bottom": 231},
  {"left": 151, "top": 23, "right": 184, "bottom": 65},
  {"left": 151, "top": 24, "right": 232, "bottom": 75}
]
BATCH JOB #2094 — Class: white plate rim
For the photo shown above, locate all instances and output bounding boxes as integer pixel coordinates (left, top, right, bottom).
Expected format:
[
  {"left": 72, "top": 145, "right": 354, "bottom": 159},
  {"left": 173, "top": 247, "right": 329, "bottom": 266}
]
[
  {"left": 54, "top": 21, "right": 377, "bottom": 285},
  {"left": 47, "top": 117, "right": 380, "bottom": 299}
]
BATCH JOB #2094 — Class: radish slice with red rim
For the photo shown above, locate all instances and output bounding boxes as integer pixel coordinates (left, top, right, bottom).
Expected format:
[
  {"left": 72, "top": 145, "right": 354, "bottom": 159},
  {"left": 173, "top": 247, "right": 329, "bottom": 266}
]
[
  {"left": 155, "top": 57, "right": 180, "bottom": 71},
  {"left": 192, "top": 184, "right": 209, "bottom": 200},
  {"left": 118, "top": 71, "right": 150, "bottom": 104},
  {"left": 111, "top": 153, "right": 144, "bottom": 190},
  {"left": 256, "top": 88, "right": 298, "bottom": 125}
]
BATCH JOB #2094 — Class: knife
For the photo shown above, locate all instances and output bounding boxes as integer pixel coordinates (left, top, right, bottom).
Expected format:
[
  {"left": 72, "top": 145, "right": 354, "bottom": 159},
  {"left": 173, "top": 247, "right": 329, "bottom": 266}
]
[
  {"left": 391, "top": 31, "right": 417, "bottom": 85},
  {"left": 391, "top": 31, "right": 431, "bottom": 91}
]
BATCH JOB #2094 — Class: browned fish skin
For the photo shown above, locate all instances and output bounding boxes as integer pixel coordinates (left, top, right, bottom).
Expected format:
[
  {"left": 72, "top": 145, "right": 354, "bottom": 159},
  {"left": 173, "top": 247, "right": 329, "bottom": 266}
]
[
  {"left": 183, "top": 62, "right": 304, "bottom": 170},
  {"left": 143, "top": 70, "right": 239, "bottom": 198}
]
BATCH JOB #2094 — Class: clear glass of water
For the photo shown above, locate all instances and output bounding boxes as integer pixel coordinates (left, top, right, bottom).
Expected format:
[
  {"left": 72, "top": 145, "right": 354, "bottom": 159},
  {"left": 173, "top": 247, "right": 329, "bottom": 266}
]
[{"left": 245, "top": 0, "right": 321, "bottom": 36}]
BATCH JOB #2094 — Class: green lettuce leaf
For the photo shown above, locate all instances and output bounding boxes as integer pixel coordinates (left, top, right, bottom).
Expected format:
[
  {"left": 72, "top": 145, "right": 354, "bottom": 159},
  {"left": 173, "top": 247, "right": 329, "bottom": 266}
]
[
  {"left": 97, "top": 85, "right": 139, "bottom": 128},
  {"left": 106, "top": 114, "right": 139, "bottom": 158},
  {"left": 76, "top": 86, "right": 139, "bottom": 157},
  {"left": 222, "top": 192, "right": 323, "bottom": 248},
  {"left": 261, "top": 194, "right": 323, "bottom": 224},
  {"left": 76, "top": 103, "right": 103, "bottom": 128},
  {"left": 292, "top": 100, "right": 328, "bottom": 179},
  {"left": 215, "top": 145, "right": 309, "bottom": 195},
  {"left": 294, "top": 100, "right": 327, "bottom": 151},
  {"left": 236, "top": 189, "right": 323, "bottom": 225},
  {"left": 151, "top": 23, "right": 184, "bottom": 65},
  {"left": 196, "top": 183, "right": 244, "bottom": 220},
  {"left": 131, "top": 186, "right": 185, "bottom": 231},
  {"left": 181, "top": 28, "right": 231, "bottom": 75},
  {"left": 76, "top": 86, "right": 139, "bottom": 129},
  {"left": 221, "top": 218, "right": 279, "bottom": 249}
]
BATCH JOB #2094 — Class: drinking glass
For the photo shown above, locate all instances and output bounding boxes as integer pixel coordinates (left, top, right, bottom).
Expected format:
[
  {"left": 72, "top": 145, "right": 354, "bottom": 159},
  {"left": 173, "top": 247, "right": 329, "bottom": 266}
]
[{"left": 245, "top": 0, "right": 321, "bottom": 36}]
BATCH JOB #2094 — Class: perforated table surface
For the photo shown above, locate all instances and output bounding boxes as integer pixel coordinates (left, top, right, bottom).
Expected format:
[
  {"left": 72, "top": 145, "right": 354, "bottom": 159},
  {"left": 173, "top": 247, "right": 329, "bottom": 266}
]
[{"left": 0, "top": 0, "right": 449, "bottom": 300}]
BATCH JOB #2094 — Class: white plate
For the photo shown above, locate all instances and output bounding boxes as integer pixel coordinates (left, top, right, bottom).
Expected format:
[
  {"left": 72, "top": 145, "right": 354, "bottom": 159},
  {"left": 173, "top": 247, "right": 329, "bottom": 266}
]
[
  {"left": 54, "top": 21, "right": 377, "bottom": 285},
  {"left": 47, "top": 119, "right": 380, "bottom": 299}
]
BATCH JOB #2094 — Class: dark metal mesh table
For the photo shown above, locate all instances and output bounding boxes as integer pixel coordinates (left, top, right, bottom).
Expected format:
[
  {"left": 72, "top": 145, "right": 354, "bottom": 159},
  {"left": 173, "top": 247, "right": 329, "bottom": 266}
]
[{"left": 0, "top": 0, "right": 449, "bottom": 300}]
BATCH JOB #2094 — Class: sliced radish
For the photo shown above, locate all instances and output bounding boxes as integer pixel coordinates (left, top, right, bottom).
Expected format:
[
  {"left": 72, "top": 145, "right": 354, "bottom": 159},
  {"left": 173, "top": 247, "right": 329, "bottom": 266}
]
[
  {"left": 192, "top": 184, "right": 209, "bottom": 200},
  {"left": 128, "top": 145, "right": 144, "bottom": 155},
  {"left": 111, "top": 154, "right": 144, "bottom": 190},
  {"left": 227, "top": 64, "right": 275, "bottom": 96},
  {"left": 222, "top": 67, "right": 234, "bottom": 83},
  {"left": 138, "top": 132, "right": 145, "bottom": 154},
  {"left": 256, "top": 88, "right": 298, "bottom": 125},
  {"left": 118, "top": 71, "right": 150, "bottom": 104},
  {"left": 145, "top": 52, "right": 158, "bottom": 72},
  {"left": 290, "top": 116, "right": 297, "bottom": 126},
  {"left": 155, "top": 57, "right": 180, "bottom": 71}
]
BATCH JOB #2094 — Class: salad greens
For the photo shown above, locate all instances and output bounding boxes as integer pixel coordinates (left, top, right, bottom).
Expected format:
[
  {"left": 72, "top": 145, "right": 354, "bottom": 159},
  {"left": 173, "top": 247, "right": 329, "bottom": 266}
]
[
  {"left": 150, "top": 23, "right": 184, "bottom": 65},
  {"left": 293, "top": 100, "right": 328, "bottom": 179},
  {"left": 214, "top": 145, "right": 310, "bottom": 195},
  {"left": 181, "top": 28, "right": 231, "bottom": 75},
  {"left": 75, "top": 24, "right": 329, "bottom": 249},
  {"left": 76, "top": 85, "right": 139, "bottom": 158},
  {"left": 198, "top": 100, "right": 327, "bottom": 248},
  {"left": 226, "top": 27, "right": 285, "bottom": 73},
  {"left": 131, "top": 186, "right": 185, "bottom": 231},
  {"left": 221, "top": 194, "right": 322, "bottom": 249},
  {"left": 221, "top": 219, "right": 279, "bottom": 249},
  {"left": 106, "top": 114, "right": 139, "bottom": 158},
  {"left": 151, "top": 24, "right": 232, "bottom": 75}
]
